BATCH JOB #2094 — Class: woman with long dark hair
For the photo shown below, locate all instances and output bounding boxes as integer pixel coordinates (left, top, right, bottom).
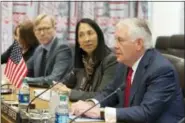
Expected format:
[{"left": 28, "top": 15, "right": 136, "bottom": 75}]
[{"left": 54, "top": 18, "right": 118, "bottom": 101}]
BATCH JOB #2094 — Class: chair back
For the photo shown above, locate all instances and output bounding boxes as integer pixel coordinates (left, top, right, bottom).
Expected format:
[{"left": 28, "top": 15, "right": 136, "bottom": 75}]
[
  {"left": 155, "top": 36, "right": 170, "bottom": 54},
  {"left": 168, "top": 35, "right": 184, "bottom": 58},
  {"left": 162, "top": 54, "right": 184, "bottom": 97}
]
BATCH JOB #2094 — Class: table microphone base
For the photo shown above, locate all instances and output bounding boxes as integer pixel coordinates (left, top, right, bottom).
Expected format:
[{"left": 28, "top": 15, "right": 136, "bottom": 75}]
[{"left": 20, "top": 109, "right": 52, "bottom": 123}]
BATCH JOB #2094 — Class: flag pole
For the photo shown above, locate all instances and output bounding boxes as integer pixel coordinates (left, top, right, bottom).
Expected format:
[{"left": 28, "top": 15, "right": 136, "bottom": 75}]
[
  {"left": 11, "top": 85, "right": 15, "bottom": 107},
  {"left": 3, "top": 41, "right": 28, "bottom": 110}
]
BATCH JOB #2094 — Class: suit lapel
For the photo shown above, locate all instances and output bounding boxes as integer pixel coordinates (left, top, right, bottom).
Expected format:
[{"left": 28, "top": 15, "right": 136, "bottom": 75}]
[
  {"left": 129, "top": 49, "right": 154, "bottom": 105},
  {"left": 35, "top": 49, "right": 43, "bottom": 76},
  {"left": 45, "top": 38, "right": 58, "bottom": 74},
  {"left": 129, "top": 63, "right": 146, "bottom": 105}
]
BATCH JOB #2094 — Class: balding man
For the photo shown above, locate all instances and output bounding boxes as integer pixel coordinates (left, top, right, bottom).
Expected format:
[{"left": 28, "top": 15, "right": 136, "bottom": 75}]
[
  {"left": 70, "top": 18, "right": 184, "bottom": 123},
  {"left": 25, "top": 14, "right": 72, "bottom": 86}
]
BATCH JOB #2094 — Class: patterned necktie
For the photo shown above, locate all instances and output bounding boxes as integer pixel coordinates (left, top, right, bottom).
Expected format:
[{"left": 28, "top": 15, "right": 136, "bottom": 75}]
[
  {"left": 39, "top": 48, "right": 47, "bottom": 76},
  {"left": 124, "top": 68, "right": 133, "bottom": 107}
]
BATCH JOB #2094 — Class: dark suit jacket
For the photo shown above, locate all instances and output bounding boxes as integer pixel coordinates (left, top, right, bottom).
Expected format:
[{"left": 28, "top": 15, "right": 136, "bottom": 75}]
[
  {"left": 26, "top": 37, "right": 73, "bottom": 85},
  {"left": 63, "top": 52, "right": 117, "bottom": 101},
  {"left": 1, "top": 40, "right": 37, "bottom": 64},
  {"left": 95, "top": 49, "right": 185, "bottom": 123}
]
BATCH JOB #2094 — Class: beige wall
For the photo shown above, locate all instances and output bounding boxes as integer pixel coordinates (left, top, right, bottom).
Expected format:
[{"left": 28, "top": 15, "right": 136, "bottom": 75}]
[{"left": 1, "top": 64, "right": 8, "bottom": 84}]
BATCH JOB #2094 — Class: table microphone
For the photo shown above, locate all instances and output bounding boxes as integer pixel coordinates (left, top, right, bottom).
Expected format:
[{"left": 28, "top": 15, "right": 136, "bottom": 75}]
[
  {"left": 26, "top": 81, "right": 61, "bottom": 113},
  {"left": 26, "top": 70, "right": 76, "bottom": 113},
  {"left": 70, "top": 83, "right": 125, "bottom": 123}
]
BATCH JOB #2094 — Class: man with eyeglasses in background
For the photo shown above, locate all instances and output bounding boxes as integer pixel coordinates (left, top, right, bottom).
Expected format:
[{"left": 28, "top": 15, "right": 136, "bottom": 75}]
[{"left": 25, "top": 14, "right": 73, "bottom": 86}]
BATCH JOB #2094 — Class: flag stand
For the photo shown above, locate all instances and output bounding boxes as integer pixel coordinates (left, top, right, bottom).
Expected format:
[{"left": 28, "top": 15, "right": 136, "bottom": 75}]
[{"left": 11, "top": 85, "right": 17, "bottom": 107}]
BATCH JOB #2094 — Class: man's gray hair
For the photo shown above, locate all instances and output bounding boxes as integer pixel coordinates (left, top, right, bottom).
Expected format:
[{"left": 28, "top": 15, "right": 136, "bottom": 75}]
[{"left": 116, "top": 18, "right": 153, "bottom": 49}]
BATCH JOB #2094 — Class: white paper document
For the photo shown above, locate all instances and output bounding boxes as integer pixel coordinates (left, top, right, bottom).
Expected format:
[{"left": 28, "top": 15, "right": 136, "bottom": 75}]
[
  {"left": 34, "top": 89, "right": 51, "bottom": 101},
  {"left": 34, "top": 89, "right": 59, "bottom": 101},
  {"left": 69, "top": 114, "right": 104, "bottom": 122}
]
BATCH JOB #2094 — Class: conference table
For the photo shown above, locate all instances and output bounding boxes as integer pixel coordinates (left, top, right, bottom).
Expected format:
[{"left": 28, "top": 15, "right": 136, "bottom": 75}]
[{"left": 1, "top": 86, "right": 104, "bottom": 123}]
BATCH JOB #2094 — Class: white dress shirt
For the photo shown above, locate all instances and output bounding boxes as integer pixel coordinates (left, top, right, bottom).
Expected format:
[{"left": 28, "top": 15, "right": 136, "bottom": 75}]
[{"left": 41, "top": 36, "right": 56, "bottom": 57}]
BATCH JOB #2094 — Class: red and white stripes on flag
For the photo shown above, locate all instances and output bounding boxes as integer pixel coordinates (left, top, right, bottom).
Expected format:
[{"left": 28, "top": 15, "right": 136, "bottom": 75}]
[{"left": 4, "top": 41, "right": 28, "bottom": 88}]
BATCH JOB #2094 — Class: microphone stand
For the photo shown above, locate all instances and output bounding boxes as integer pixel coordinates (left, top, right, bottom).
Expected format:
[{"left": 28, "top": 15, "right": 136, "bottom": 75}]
[
  {"left": 1, "top": 83, "right": 12, "bottom": 87},
  {"left": 1, "top": 84, "right": 13, "bottom": 94},
  {"left": 26, "top": 81, "right": 61, "bottom": 113},
  {"left": 70, "top": 84, "right": 125, "bottom": 123}
]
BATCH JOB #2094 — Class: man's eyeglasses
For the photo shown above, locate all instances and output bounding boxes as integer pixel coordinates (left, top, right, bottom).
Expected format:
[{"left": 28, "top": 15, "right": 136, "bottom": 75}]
[{"left": 34, "top": 27, "right": 52, "bottom": 33}]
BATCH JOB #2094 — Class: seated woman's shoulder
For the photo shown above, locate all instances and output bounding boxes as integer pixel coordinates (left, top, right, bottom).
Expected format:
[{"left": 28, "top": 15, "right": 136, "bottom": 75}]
[{"left": 103, "top": 52, "right": 117, "bottom": 65}]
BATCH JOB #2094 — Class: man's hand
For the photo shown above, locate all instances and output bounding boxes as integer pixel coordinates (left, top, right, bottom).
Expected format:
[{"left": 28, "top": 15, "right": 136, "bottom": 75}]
[
  {"left": 70, "top": 100, "right": 93, "bottom": 115},
  {"left": 52, "top": 82, "right": 71, "bottom": 94},
  {"left": 70, "top": 100, "right": 101, "bottom": 119},
  {"left": 24, "top": 77, "right": 34, "bottom": 83}
]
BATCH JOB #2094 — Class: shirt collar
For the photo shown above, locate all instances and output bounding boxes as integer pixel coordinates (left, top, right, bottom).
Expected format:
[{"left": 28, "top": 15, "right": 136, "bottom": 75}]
[
  {"left": 41, "top": 36, "right": 56, "bottom": 52},
  {"left": 131, "top": 55, "right": 143, "bottom": 72}
]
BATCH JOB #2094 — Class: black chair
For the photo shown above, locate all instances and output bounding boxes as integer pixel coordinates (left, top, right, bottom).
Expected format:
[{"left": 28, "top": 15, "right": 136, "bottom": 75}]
[
  {"left": 178, "top": 117, "right": 185, "bottom": 123},
  {"left": 162, "top": 54, "right": 184, "bottom": 97},
  {"left": 155, "top": 36, "right": 170, "bottom": 54},
  {"left": 162, "top": 54, "right": 185, "bottom": 122},
  {"left": 168, "top": 35, "right": 184, "bottom": 59}
]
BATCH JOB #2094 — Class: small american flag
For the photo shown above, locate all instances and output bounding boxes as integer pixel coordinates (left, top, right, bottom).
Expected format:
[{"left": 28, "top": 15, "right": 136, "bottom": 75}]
[{"left": 4, "top": 41, "right": 28, "bottom": 88}]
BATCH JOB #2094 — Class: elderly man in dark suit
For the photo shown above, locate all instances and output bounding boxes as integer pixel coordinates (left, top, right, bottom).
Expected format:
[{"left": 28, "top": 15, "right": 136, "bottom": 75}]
[
  {"left": 25, "top": 14, "right": 72, "bottom": 85},
  {"left": 70, "top": 18, "right": 185, "bottom": 123}
]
